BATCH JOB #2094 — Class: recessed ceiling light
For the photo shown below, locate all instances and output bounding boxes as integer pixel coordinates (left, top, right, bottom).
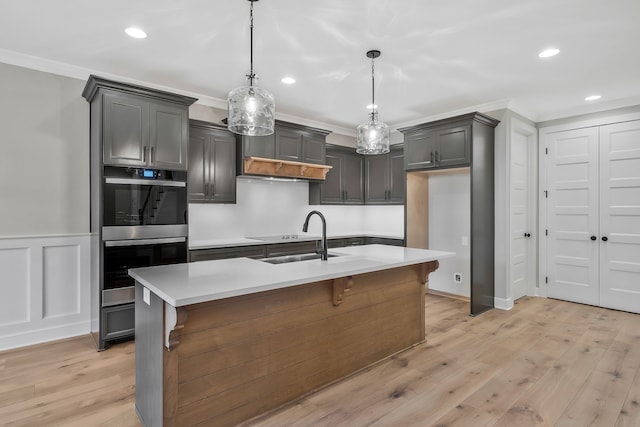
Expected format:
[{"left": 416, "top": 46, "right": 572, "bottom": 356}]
[
  {"left": 585, "top": 95, "right": 602, "bottom": 101},
  {"left": 125, "top": 27, "right": 147, "bottom": 39},
  {"left": 281, "top": 77, "right": 296, "bottom": 84},
  {"left": 538, "top": 48, "right": 559, "bottom": 58},
  {"left": 366, "top": 104, "right": 378, "bottom": 110}
]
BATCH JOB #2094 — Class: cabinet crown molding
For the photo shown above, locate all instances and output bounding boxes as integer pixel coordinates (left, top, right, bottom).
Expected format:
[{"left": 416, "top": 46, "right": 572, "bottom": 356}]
[
  {"left": 82, "top": 74, "right": 198, "bottom": 106},
  {"left": 398, "top": 111, "right": 499, "bottom": 134}
]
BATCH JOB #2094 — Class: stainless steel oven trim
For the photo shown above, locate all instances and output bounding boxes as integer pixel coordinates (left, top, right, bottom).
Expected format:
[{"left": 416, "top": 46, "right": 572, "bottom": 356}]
[
  {"left": 105, "top": 237, "right": 186, "bottom": 247},
  {"left": 104, "top": 177, "right": 186, "bottom": 187},
  {"left": 102, "top": 225, "right": 188, "bottom": 241},
  {"left": 102, "top": 286, "right": 136, "bottom": 307}
]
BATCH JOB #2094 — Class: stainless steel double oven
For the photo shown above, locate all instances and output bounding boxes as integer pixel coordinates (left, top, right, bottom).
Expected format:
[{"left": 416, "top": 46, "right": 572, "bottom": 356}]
[{"left": 98, "top": 166, "right": 187, "bottom": 349}]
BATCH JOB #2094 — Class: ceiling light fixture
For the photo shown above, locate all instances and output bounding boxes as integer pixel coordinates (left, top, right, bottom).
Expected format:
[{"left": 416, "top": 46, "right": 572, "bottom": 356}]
[
  {"left": 125, "top": 27, "right": 147, "bottom": 39},
  {"left": 356, "top": 50, "right": 389, "bottom": 155},
  {"left": 281, "top": 77, "right": 296, "bottom": 84},
  {"left": 585, "top": 95, "right": 602, "bottom": 101},
  {"left": 538, "top": 48, "right": 560, "bottom": 58},
  {"left": 227, "top": 0, "right": 275, "bottom": 136}
]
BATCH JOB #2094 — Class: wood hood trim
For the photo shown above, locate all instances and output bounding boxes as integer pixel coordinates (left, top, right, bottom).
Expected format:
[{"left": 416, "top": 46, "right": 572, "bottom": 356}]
[{"left": 243, "top": 156, "right": 332, "bottom": 180}]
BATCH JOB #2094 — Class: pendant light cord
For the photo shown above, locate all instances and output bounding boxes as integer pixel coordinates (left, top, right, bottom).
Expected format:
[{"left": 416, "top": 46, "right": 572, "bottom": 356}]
[
  {"left": 370, "top": 56, "right": 376, "bottom": 121},
  {"left": 248, "top": 1, "right": 255, "bottom": 86}
]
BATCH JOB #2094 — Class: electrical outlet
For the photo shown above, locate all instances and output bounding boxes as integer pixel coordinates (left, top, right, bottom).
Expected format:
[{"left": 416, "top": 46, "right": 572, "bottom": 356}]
[{"left": 454, "top": 273, "right": 462, "bottom": 284}]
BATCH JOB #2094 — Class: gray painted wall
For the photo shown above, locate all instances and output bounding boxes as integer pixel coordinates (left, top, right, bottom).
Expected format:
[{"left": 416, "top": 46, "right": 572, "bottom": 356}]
[{"left": 0, "top": 63, "right": 89, "bottom": 237}]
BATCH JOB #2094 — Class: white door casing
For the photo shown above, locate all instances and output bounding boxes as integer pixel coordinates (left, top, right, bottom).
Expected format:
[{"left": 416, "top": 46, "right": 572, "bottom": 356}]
[
  {"left": 598, "top": 121, "right": 640, "bottom": 313},
  {"left": 509, "top": 119, "right": 536, "bottom": 301},
  {"left": 546, "top": 127, "right": 600, "bottom": 306}
]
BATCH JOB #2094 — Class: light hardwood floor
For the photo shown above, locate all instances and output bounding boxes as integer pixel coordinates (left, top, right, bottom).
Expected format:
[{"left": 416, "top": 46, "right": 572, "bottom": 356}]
[{"left": 1, "top": 295, "right": 639, "bottom": 426}]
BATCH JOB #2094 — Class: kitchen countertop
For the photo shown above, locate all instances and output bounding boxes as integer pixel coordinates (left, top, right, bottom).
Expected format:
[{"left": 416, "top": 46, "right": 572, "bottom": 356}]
[
  {"left": 129, "top": 244, "right": 454, "bottom": 307},
  {"left": 189, "top": 231, "right": 404, "bottom": 250}
]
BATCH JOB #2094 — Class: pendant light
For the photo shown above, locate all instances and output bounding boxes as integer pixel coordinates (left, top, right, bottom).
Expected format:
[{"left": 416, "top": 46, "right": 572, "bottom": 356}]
[
  {"left": 356, "top": 49, "right": 390, "bottom": 155},
  {"left": 227, "top": 0, "right": 275, "bottom": 136}
]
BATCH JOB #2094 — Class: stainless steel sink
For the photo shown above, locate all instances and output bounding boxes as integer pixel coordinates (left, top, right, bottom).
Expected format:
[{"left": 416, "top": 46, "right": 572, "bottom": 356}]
[{"left": 259, "top": 253, "right": 339, "bottom": 264}]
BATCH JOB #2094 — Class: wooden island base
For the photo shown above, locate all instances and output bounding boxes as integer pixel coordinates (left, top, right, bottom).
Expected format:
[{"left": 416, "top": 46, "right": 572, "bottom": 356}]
[{"left": 135, "top": 261, "right": 439, "bottom": 426}]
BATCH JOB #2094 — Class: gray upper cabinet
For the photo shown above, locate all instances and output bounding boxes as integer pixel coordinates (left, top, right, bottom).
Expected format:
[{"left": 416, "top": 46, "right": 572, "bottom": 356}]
[
  {"left": 274, "top": 122, "right": 329, "bottom": 165},
  {"left": 364, "top": 146, "right": 405, "bottom": 205},
  {"left": 275, "top": 127, "right": 303, "bottom": 162},
  {"left": 188, "top": 121, "right": 236, "bottom": 203},
  {"left": 238, "top": 120, "right": 330, "bottom": 176},
  {"left": 309, "top": 146, "right": 364, "bottom": 204},
  {"left": 242, "top": 133, "right": 276, "bottom": 159},
  {"left": 401, "top": 121, "right": 470, "bottom": 171},
  {"left": 83, "top": 75, "right": 196, "bottom": 171}
]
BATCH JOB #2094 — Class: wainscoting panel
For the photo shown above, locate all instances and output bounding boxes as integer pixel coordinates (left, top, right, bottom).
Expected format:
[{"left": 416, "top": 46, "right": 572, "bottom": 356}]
[
  {"left": 0, "top": 247, "right": 30, "bottom": 326},
  {"left": 0, "top": 235, "right": 91, "bottom": 351}
]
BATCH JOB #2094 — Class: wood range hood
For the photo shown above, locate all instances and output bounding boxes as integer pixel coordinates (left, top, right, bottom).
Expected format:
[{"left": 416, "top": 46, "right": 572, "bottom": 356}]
[{"left": 242, "top": 156, "right": 332, "bottom": 180}]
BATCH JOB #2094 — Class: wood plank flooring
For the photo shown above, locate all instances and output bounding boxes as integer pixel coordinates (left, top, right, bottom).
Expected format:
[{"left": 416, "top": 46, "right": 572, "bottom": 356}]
[{"left": 1, "top": 295, "right": 639, "bottom": 426}]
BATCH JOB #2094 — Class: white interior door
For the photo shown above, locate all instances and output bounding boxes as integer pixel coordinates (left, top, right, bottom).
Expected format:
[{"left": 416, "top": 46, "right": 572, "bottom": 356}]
[
  {"left": 599, "top": 121, "right": 640, "bottom": 314},
  {"left": 546, "top": 127, "right": 600, "bottom": 305},
  {"left": 509, "top": 122, "right": 535, "bottom": 301}
]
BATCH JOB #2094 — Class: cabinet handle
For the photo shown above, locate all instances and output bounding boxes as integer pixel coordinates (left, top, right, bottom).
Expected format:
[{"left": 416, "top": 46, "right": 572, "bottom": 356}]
[
  {"left": 143, "top": 146, "right": 148, "bottom": 162},
  {"left": 430, "top": 152, "right": 434, "bottom": 164},
  {"left": 150, "top": 146, "right": 155, "bottom": 164},
  {"left": 602, "top": 236, "right": 608, "bottom": 242},
  {"left": 590, "top": 236, "right": 597, "bottom": 241},
  {"left": 435, "top": 151, "right": 439, "bottom": 163}
]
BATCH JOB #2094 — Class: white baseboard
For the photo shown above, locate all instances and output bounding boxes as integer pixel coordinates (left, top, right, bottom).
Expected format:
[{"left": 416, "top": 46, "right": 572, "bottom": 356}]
[
  {"left": 494, "top": 297, "right": 514, "bottom": 310},
  {"left": 0, "top": 321, "right": 90, "bottom": 352}
]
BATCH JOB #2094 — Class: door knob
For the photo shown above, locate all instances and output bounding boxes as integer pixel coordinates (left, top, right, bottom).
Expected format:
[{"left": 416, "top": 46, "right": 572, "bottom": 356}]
[
  {"left": 602, "top": 236, "right": 608, "bottom": 242},
  {"left": 590, "top": 236, "right": 597, "bottom": 241}
]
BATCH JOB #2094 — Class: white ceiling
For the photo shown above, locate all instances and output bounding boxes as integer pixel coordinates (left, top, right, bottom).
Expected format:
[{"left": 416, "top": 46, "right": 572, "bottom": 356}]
[{"left": 1, "top": 0, "right": 639, "bottom": 134}]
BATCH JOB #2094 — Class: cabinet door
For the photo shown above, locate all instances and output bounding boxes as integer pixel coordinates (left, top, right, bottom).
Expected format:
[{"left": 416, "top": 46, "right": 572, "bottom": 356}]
[
  {"left": 187, "top": 127, "right": 209, "bottom": 202},
  {"left": 149, "top": 101, "right": 188, "bottom": 170},
  {"left": 404, "top": 129, "right": 436, "bottom": 170},
  {"left": 103, "top": 92, "right": 148, "bottom": 167},
  {"left": 365, "top": 153, "right": 389, "bottom": 204},
  {"left": 342, "top": 153, "right": 364, "bottom": 204},
  {"left": 243, "top": 134, "right": 276, "bottom": 159},
  {"left": 276, "top": 128, "right": 303, "bottom": 162},
  {"left": 302, "top": 134, "right": 326, "bottom": 164},
  {"left": 437, "top": 125, "right": 470, "bottom": 167},
  {"left": 210, "top": 130, "right": 236, "bottom": 203},
  {"left": 321, "top": 152, "right": 344, "bottom": 203},
  {"left": 388, "top": 148, "right": 406, "bottom": 203}
]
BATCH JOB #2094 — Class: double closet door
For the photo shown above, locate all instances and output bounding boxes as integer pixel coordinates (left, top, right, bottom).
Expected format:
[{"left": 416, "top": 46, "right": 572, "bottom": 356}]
[{"left": 545, "top": 120, "right": 640, "bottom": 313}]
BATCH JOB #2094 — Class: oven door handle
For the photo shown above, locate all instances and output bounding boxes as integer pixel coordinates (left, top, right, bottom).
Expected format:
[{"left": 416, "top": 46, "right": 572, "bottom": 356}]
[
  {"left": 104, "top": 177, "right": 186, "bottom": 187},
  {"left": 104, "top": 237, "right": 187, "bottom": 247}
]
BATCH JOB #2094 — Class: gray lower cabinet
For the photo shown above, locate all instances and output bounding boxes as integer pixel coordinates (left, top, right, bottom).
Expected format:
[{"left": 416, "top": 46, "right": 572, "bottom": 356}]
[
  {"left": 364, "top": 146, "right": 405, "bottom": 204},
  {"left": 101, "top": 90, "right": 190, "bottom": 170},
  {"left": 188, "top": 120, "right": 236, "bottom": 203},
  {"left": 101, "top": 304, "right": 135, "bottom": 341},
  {"left": 365, "top": 237, "right": 405, "bottom": 246},
  {"left": 328, "top": 237, "right": 366, "bottom": 248},
  {"left": 189, "top": 245, "right": 266, "bottom": 262},
  {"left": 310, "top": 146, "right": 364, "bottom": 204},
  {"left": 265, "top": 241, "right": 318, "bottom": 257}
]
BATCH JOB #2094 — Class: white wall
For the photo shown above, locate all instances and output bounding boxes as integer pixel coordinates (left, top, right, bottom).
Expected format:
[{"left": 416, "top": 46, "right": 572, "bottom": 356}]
[
  {"left": 427, "top": 172, "right": 471, "bottom": 297},
  {"left": 189, "top": 178, "right": 404, "bottom": 242}
]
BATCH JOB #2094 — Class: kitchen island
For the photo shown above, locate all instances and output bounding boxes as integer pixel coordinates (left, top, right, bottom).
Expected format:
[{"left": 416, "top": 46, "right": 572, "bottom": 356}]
[{"left": 130, "top": 244, "right": 453, "bottom": 427}]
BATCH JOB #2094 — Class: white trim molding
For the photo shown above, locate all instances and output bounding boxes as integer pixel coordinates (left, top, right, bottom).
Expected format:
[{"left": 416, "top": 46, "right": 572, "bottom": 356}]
[
  {"left": 0, "top": 234, "right": 91, "bottom": 351},
  {"left": 494, "top": 297, "right": 514, "bottom": 310}
]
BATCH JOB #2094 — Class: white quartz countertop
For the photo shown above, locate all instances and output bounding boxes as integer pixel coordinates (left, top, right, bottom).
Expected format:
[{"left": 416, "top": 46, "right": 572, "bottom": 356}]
[
  {"left": 189, "top": 232, "right": 404, "bottom": 250},
  {"left": 129, "top": 245, "right": 454, "bottom": 307}
]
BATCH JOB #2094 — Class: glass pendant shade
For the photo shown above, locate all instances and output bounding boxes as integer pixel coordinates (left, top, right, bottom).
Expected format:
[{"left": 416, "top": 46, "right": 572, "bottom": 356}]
[
  {"left": 356, "top": 49, "right": 389, "bottom": 155},
  {"left": 356, "top": 114, "right": 390, "bottom": 154},
  {"left": 227, "top": 0, "right": 275, "bottom": 136},
  {"left": 227, "top": 84, "right": 275, "bottom": 136}
]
